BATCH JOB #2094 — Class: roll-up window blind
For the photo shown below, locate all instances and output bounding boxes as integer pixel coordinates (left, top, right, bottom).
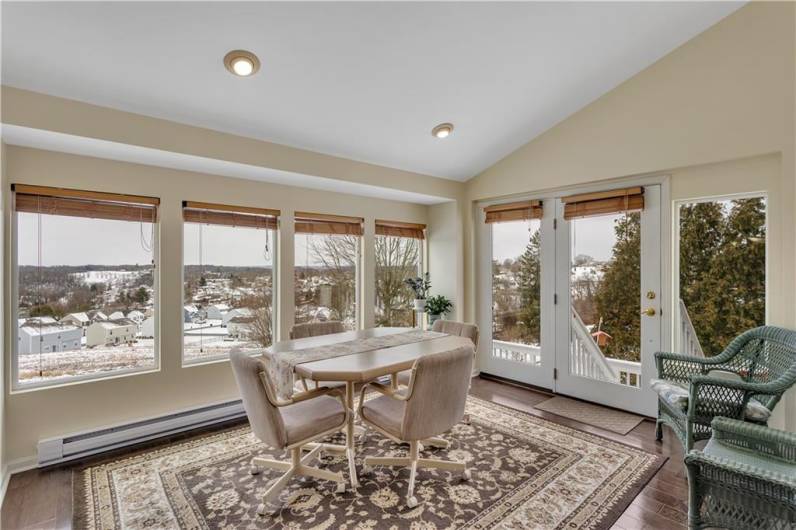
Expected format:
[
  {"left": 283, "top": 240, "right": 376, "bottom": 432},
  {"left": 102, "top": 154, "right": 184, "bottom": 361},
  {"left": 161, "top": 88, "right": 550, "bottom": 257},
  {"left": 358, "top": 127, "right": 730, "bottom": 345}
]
[
  {"left": 182, "top": 201, "right": 279, "bottom": 230},
  {"left": 295, "top": 212, "right": 363, "bottom": 236},
  {"left": 13, "top": 184, "right": 159, "bottom": 223},
  {"left": 562, "top": 187, "right": 644, "bottom": 220},
  {"left": 375, "top": 219, "right": 426, "bottom": 239},
  {"left": 484, "top": 200, "right": 543, "bottom": 224}
]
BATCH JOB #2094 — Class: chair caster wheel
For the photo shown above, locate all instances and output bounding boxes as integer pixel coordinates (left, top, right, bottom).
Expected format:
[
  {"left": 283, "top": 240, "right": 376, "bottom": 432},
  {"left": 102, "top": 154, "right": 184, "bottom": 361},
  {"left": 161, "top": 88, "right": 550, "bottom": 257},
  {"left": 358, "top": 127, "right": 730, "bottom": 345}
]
[
  {"left": 249, "top": 466, "right": 261, "bottom": 475},
  {"left": 406, "top": 496, "right": 419, "bottom": 508},
  {"left": 336, "top": 482, "right": 346, "bottom": 493},
  {"left": 463, "top": 469, "right": 472, "bottom": 480}
]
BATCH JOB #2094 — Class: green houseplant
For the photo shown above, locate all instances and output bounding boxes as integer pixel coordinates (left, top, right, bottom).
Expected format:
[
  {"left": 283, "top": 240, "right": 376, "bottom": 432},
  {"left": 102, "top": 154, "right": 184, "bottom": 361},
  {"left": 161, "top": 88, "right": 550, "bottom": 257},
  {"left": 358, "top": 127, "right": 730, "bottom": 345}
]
[
  {"left": 404, "top": 273, "right": 431, "bottom": 312},
  {"left": 425, "top": 295, "right": 453, "bottom": 325}
]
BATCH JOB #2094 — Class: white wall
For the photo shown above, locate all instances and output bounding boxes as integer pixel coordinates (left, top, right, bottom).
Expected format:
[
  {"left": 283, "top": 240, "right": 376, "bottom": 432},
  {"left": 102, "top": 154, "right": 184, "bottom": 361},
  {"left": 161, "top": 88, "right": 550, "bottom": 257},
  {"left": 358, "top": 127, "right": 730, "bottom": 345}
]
[{"left": 427, "top": 201, "right": 465, "bottom": 322}]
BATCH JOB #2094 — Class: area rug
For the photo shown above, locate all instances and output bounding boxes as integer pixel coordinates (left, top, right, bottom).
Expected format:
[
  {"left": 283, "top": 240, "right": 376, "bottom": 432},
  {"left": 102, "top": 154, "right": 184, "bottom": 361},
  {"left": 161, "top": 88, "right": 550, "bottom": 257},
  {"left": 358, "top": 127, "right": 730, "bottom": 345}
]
[
  {"left": 74, "top": 396, "right": 664, "bottom": 529},
  {"left": 534, "top": 396, "right": 645, "bottom": 435}
]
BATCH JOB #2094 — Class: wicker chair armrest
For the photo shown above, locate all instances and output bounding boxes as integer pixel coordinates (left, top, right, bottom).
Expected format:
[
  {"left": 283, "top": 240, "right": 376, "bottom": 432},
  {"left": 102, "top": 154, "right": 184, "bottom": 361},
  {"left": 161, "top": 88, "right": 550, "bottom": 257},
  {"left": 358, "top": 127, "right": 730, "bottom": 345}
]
[
  {"left": 655, "top": 351, "right": 715, "bottom": 381},
  {"left": 711, "top": 418, "right": 796, "bottom": 464},
  {"left": 685, "top": 450, "right": 796, "bottom": 490},
  {"left": 687, "top": 375, "right": 775, "bottom": 420}
]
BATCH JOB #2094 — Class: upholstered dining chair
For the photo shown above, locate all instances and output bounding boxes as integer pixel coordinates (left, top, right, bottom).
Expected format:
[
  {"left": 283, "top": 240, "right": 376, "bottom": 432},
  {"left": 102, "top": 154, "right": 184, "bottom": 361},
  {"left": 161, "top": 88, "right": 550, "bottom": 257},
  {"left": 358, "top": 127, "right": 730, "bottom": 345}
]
[
  {"left": 230, "top": 352, "right": 351, "bottom": 515},
  {"left": 289, "top": 320, "right": 345, "bottom": 339},
  {"left": 396, "top": 320, "right": 478, "bottom": 387},
  {"left": 358, "top": 346, "right": 474, "bottom": 508}
]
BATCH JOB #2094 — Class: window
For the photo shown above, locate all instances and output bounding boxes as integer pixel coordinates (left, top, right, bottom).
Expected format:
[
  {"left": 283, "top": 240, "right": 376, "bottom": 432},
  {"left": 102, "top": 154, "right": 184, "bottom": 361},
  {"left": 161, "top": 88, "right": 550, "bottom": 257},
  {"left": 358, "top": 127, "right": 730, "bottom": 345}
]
[
  {"left": 294, "top": 212, "right": 362, "bottom": 330},
  {"left": 182, "top": 202, "right": 277, "bottom": 364},
  {"left": 13, "top": 185, "right": 158, "bottom": 388},
  {"left": 676, "top": 195, "right": 766, "bottom": 356},
  {"left": 374, "top": 220, "right": 425, "bottom": 327}
]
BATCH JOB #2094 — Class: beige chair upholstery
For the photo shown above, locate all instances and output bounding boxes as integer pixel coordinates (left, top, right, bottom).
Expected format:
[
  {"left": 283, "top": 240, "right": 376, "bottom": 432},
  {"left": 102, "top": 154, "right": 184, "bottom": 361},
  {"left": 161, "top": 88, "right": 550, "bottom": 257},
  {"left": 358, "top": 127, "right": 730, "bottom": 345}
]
[
  {"left": 396, "top": 320, "right": 479, "bottom": 387},
  {"left": 289, "top": 320, "right": 345, "bottom": 339},
  {"left": 358, "top": 346, "right": 474, "bottom": 508},
  {"left": 230, "top": 352, "right": 351, "bottom": 514}
]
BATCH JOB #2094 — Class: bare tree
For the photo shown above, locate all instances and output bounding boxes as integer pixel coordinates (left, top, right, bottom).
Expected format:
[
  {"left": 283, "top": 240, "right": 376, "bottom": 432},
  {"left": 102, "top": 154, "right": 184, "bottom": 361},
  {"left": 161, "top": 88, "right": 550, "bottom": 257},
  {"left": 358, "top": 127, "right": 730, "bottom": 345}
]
[{"left": 375, "top": 235, "right": 419, "bottom": 326}]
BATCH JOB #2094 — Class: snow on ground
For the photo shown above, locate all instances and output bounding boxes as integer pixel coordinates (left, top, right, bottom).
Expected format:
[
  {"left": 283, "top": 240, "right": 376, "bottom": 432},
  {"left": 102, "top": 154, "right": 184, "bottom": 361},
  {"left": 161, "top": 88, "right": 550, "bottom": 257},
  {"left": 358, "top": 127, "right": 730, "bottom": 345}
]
[{"left": 71, "top": 270, "right": 145, "bottom": 285}]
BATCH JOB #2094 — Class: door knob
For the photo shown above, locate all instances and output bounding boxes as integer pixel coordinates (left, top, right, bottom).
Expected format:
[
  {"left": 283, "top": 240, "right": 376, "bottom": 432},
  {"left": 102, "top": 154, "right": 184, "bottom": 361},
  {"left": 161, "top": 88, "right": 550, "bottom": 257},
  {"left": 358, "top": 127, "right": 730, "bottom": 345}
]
[{"left": 642, "top": 307, "right": 656, "bottom": 316}]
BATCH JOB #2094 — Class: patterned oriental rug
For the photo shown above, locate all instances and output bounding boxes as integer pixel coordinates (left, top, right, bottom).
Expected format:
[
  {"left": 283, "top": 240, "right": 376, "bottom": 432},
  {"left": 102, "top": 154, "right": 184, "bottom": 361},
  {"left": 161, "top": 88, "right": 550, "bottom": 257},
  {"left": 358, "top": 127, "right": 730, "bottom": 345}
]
[{"left": 74, "top": 397, "right": 665, "bottom": 529}]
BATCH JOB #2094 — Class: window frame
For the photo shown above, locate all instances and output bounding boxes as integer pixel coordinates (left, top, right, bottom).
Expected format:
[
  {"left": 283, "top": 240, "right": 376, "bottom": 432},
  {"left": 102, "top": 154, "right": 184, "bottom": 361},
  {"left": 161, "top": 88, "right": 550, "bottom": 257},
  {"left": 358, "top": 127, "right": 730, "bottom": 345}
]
[
  {"left": 672, "top": 191, "right": 769, "bottom": 352},
  {"left": 10, "top": 189, "right": 161, "bottom": 393},
  {"left": 180, "top": 206, "right": 279, "bottom": 367}
]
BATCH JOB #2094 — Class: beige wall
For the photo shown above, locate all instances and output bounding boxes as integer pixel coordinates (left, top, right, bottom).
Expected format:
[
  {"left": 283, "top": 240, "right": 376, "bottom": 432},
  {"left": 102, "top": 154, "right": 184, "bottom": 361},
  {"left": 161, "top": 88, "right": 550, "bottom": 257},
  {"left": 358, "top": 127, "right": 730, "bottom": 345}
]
[
  {"left": 2, "top": 146, "right": 435, "bottom": 462},
  {"left": 464, "top": 2, "right": 796, "bottom": 429},
  {"left": 427, "top": 201, "right": 465, "bottom": 322}
]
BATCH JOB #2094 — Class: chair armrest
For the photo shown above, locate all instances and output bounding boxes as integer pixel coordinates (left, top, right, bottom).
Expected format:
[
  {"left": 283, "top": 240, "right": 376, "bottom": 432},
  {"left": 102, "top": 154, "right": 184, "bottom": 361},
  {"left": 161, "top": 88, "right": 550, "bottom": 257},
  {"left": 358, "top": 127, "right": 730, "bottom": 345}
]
[
  {"left": 654, "top": 351, "right": 731, "bottom": 381},
  {"left": 685, "top": 450, "right": 796, "bottom": 489},
  {"left": 711, "top": 418, "right": 796, "bottom": 464},
  {"left": 258, "top": 372, "right": 344, "bottom": 407},
  {"left": 687, "top": 375, "right": 776, "bottom": 419}
]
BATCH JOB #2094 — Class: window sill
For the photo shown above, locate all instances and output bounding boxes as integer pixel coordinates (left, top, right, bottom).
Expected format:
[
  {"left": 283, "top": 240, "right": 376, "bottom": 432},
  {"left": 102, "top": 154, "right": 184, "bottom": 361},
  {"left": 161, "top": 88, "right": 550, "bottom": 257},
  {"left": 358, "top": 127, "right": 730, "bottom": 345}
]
[{"left": 10, "top": 365, "right": 161, "bottom": 395}]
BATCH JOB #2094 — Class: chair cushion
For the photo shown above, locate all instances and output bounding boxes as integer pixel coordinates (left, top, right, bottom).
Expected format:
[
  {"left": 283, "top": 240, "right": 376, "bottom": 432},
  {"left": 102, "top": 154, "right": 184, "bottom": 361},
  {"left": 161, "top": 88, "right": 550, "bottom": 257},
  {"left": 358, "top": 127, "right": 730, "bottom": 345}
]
[
  {"left": 702, "top": 437, "right": 796, "bottom": 477},
  {"left": 281, "top": 395, "right": 346, "bottom": 445},
  {"left": 650, "top": 378, "right": 771, "bottom": 422},
  {"left": 361, "top": 394, "right": 406, "bottom": 438}
]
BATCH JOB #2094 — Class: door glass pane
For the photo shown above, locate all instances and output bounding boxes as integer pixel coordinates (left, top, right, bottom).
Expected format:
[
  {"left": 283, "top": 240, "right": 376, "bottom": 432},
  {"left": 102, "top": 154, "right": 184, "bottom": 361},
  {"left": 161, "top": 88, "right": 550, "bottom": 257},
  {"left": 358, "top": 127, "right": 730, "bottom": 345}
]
[
  {"left": 677, "top": 197, "right": 766, "bottom": 356},
  {"left": 375, "top": 235, "right": 420, "bottom": 327},
  {"left": 491, "top": 219, "right": 541, "bottom": 365},
  {"left": 569, "top": 212, "right": 641, "bottom": 387},
  {"left": 294, "top": 233, "right": 358, "bottom": 330}
]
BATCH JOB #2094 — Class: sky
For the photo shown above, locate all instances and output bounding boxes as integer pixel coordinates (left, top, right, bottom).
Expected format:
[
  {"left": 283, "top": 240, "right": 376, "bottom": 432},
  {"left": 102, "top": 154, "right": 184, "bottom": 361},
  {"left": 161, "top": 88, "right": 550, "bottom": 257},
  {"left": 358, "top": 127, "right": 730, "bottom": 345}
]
[
  {"left": 184, "top": 223, "right": 273, "bottom": 266},
  {"left": 491, "top": 214, "right": 620, "bottom": 262}
]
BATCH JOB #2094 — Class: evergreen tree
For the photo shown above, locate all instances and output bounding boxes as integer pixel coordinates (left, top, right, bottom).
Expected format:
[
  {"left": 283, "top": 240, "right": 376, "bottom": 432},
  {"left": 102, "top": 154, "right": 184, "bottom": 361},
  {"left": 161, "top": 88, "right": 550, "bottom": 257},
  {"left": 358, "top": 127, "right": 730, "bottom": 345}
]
[
  {"left": 594, "top": 213, "right": 641, "bottom": 361},
  {"left": 516, "top": 230, "right": 541, "bottom": 344}
]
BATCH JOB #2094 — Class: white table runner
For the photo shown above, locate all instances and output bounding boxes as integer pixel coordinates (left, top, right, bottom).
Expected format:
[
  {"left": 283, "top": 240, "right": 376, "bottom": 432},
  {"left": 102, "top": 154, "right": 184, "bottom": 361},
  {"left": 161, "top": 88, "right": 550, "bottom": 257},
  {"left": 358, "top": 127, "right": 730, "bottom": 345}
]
[{"left": 266, "top": 329, "right": 446, "bottom": 399}]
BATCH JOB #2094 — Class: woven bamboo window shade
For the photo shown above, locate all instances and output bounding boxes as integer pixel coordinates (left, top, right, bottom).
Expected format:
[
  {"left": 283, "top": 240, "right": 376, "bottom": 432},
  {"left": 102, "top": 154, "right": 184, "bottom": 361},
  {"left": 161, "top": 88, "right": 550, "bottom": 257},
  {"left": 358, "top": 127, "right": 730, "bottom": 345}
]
[
  {"left": 295, "top": 212, "right": 364, "bottom": 236},
  {"left": 562, "top": 187, "right": 644, "bottom": 220},
  {"left": 375, "top": 219, "right": 426, "bottom": 239},
  {"left": 13, "top": 184, "right": 159, "bottom": 222},
  {"left": 182, "top": 201, "right": 279, "bottom": 230},
  {"left": 484, "top": 200, "right": 543, "bottom": 224}
]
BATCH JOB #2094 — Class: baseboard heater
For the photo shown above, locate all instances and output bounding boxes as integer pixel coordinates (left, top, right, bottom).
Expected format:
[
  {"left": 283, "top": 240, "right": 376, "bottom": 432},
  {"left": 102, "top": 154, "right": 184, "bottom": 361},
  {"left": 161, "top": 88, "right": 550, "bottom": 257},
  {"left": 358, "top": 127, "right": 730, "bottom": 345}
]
[{"left": 37, "top": 400, "right": 246, "bottom": 466}]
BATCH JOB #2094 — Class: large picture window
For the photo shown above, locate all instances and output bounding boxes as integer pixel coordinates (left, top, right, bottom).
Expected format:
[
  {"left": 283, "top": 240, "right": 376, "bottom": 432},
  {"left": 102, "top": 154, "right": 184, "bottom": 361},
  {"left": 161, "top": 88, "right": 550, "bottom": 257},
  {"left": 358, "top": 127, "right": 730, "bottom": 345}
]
[
  {"left": 676, "top": 195, "right": 766, "bottom": 357},
  {"left": 182, "top": 202, "right": 277, "bottom": 364},
  {"left": 374, "top": 220, "right": 424, "bottom": 327},
  {"left": 13, "top": 185, "right": 159, "bottom": 388},
  {"left": 294, "top": 212, "right": 361, "bottom": 331}
]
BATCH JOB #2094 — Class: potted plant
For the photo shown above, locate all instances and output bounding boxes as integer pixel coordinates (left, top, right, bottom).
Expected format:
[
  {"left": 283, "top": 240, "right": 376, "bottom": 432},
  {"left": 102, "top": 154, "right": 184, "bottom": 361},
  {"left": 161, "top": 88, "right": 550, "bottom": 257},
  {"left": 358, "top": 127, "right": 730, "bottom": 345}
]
[
  {"left": 425, "top": 295, "right": 453, "bottom": 325},
  {"left": 404, "top": 273, "right": 431, "bottom": 312}
]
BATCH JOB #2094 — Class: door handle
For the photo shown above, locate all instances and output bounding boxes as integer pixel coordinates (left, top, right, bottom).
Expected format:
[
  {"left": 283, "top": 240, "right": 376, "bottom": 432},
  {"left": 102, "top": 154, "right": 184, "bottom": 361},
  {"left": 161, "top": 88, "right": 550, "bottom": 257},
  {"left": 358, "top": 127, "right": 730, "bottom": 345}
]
[{"left": 642, "top": 307, "right": 656, "bottom": 316}]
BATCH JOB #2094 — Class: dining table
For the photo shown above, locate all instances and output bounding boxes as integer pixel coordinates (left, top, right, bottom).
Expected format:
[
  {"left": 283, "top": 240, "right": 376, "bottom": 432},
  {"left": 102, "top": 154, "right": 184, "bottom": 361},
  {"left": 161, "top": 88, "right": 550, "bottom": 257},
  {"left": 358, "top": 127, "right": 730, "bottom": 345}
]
[{"left": 263, "top": 327, "right": 474, "bottom": 487}]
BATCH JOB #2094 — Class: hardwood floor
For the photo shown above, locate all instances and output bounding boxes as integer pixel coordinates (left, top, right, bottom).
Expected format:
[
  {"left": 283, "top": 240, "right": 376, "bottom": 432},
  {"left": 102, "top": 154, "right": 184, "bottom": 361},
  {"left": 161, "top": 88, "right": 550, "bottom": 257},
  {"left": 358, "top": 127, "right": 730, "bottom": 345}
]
[{"left": 2, "top": 377, "right": 688, "bottom": 529}]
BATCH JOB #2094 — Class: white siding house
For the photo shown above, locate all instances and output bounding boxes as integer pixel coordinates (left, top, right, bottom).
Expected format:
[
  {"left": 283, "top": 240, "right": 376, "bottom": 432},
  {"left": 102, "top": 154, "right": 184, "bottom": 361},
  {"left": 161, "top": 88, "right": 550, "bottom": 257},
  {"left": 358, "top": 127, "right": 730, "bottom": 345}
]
[
  {"left": 86, "top": 318, "right": 137, "bottom": 347},
  {"left": 108, "top": 311, "right": 125, "bottom": 320},
  {"left": 140, "top": 316, "right": 156, "bottom": 338},
  {"left": 126, "top": 310, "right": 145, "bottom": 325},
  {"left": 205, "top": 304, "right": 229, "bottom": 320},
  {"left": 61, "top": 312, "right": 91, "bottom": 335},
  {"left": 222, "top": 308, "right": 253, "bottom": 326},
  {"left": 18, "top": 323, "right": 82, "bottom": 355}
]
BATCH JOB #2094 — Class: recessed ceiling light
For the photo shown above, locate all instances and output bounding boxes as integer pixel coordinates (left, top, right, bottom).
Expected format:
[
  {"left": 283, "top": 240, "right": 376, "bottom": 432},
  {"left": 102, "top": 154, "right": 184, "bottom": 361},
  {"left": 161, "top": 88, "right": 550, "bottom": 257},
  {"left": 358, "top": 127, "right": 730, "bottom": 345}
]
[
  {"left": 432, "top": 123, "right": 454, "bottom": 139},
  {"left": 224, "top": 50, "right": 260, "bottom": 77}
]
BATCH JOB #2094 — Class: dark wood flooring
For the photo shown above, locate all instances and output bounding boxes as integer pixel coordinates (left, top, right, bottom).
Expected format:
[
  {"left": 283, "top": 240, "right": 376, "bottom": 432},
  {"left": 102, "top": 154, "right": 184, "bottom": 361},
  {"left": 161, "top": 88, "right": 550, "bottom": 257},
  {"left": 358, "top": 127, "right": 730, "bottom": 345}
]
[{"left": 2, "top": 376, "right": 688, "bottom": 530}]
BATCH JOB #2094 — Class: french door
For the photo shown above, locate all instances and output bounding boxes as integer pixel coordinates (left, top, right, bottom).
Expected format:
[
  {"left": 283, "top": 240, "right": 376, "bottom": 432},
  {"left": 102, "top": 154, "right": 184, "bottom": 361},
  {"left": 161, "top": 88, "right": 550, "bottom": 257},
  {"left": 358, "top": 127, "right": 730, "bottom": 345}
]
[{"left": 480, "top": 184, "right": 662, "bottom": 416}]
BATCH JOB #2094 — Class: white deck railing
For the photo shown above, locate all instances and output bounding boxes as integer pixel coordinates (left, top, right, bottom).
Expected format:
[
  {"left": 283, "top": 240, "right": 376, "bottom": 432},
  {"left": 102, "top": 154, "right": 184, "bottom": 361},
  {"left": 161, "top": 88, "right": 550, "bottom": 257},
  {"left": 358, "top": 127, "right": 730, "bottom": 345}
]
[
  {"left": 678, "top": 299, "right": 705, "bottom": 358},
  {"left": 492, "top": 340, "right": 542, "bottom": 366}
]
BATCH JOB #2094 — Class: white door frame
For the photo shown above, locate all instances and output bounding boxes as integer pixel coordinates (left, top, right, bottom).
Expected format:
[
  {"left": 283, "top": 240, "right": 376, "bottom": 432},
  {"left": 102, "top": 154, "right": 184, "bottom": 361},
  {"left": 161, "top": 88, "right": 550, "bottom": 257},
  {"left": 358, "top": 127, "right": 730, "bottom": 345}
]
[{"left": 553, "top": 184, "right": 663, "bottom": 416}]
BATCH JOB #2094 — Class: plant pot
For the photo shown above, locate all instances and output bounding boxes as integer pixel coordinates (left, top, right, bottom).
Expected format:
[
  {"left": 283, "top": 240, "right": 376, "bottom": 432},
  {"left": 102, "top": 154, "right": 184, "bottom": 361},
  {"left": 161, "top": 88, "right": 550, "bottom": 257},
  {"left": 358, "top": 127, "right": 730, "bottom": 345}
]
[
  {"left": 413, "top": 299, "right": 426, "bottom": 312},
  {"left": 428, "top": 312, "right": 445, "bottom": 325}
]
